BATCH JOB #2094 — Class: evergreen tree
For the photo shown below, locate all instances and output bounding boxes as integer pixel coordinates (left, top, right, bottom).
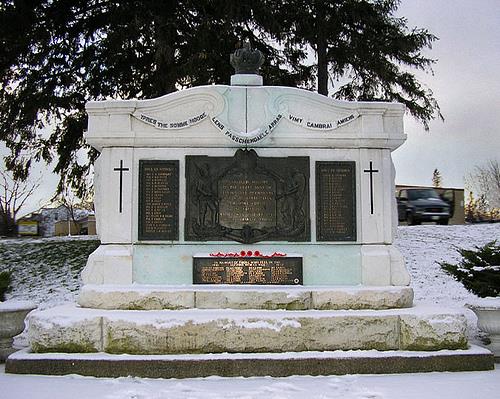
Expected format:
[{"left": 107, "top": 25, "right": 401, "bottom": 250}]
[
  {"left": 440, "top": 241, "right": 500, "bottom": 298},
  {"left": 465, "top": 191, "right": 477, "bottom": 222},
  {"left": 432, "top": 168, "right": 442, "bottom": 187},
  {"left": 0, "top": 0, "right": 310, "bottom": 196},
  {"left": 261, "top": 0, "right": 442, "bottom": 127},
  {"left": 1, "top": 0, "right": 442, "bottom": 195}
]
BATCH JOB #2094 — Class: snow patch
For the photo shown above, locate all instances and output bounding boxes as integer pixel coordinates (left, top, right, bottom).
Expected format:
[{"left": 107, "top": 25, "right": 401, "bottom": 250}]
[{"left": 0, "top": 300, "right": 37, "bottom": 312}]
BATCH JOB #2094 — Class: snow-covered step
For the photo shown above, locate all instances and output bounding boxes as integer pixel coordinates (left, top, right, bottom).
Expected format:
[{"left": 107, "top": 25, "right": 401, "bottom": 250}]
[
  {"left": 6, "top": 346, "right": 494, "bottom": 378},
  {"left": 77, "top": 285, "right": 414, "bottom": 310},
  {"left": 27, "top": 304, "right": 467, "bottom": 355}
]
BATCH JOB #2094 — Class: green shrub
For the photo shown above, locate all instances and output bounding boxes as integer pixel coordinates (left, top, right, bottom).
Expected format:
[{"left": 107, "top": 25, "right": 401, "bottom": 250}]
[
  {"left": 439, "top": 241, "right": 500, "bottom": 298},
  {"left": 0, "top": 270, "right": 12, "bottom": 301}
]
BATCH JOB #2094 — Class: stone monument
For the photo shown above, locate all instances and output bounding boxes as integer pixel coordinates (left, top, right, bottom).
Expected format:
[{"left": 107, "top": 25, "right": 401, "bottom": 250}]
[
  {"left": 6, "top": 44, "right": 494, "bottom": 377},
  {"left": 82, "top": 42, "right": 410, "bottom": 289}
]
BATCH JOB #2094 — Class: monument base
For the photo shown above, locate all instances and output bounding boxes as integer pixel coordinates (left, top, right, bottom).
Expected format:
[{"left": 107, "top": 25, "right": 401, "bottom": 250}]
[
  {"left": 25, "top": 303, "right": 469, "bottom": 354},
  {"left": 6, "top": 346, "right": 494, "bottom": 378},
  {"left": 77, "top": 285, "right": 414, "bottom": 310},
  {"left": 6, "top": 287, "right": 495, "bottom": 376},
  {"left": 81, "top": 243, "right": 410, "bottom": 286}
]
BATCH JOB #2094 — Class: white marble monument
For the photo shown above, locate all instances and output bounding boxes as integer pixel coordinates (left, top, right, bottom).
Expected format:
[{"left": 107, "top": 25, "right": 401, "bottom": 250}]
[
  {"left": 82, "top": 66, "right": 409, "bottom": 289},
  {"left": 6, "top": 45, "right": 493, "bottom": 377}
]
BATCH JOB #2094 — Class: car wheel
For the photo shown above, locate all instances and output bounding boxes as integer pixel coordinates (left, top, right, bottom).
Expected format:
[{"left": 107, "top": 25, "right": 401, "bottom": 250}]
[
  {"left": 407, "top": 213, "right": 420, "bottom": 226},
  {"left": 437, "top": 218, "right": 449, "bottom": 225}
]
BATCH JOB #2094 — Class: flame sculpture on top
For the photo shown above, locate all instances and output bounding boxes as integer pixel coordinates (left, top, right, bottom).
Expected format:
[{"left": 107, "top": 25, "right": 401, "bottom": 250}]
[{"left": 230, "top": 41, "right": 265, "bottom": 75}]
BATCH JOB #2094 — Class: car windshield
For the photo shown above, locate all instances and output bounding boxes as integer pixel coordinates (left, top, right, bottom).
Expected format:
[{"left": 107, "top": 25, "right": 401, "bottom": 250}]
[{"left": 408, "top": 189, "right": 440, "bottom": 200}]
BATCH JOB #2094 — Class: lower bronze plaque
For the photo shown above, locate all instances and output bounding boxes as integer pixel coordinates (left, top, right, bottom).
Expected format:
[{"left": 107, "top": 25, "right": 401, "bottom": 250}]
[
  {"left": 138, "top": 160, "right": 179, "bottom": 240},
  {"left": 316, "top": 161, "right": 356, "bottom": 241},
  {"left": 193, "top": 257, "right": 303, "bottom": 285}
]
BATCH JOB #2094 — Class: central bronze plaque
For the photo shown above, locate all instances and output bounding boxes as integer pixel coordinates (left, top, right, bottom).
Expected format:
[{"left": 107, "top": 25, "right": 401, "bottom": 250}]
[
  {"left": 193, "top": 257, "right": 303, "bottom": 285},
  {"left": 185, "top": 149, "right": 310, "bottom": 243},
  {"left": 218, "top": 175, "right": 277, "bottom": 229}
]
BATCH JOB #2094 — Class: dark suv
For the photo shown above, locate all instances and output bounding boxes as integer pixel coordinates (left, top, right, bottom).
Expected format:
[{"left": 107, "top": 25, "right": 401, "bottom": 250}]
[{"left": 397, "top": 188, "right": 451, "bottom": 225}]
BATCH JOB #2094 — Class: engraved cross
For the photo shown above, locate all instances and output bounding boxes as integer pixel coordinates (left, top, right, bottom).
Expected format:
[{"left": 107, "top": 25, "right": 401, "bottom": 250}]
[
  {"left": 113, "top": 160, "right": 129, "bottom": 213},
  {"left": 363, "top": 161, "right": 379, "bottom": 215}
]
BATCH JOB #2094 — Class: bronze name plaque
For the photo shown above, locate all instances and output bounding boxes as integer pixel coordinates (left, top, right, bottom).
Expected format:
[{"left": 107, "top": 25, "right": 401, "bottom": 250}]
[
  {"left": 185, "top": 149, "right": 310, "bottom": 243},
  {"left": 193, "top": 257, "right": 303, "bottom": 285},
  {"left": 138, "top": 160, "right": 179, "bottom": 240},
  {"left": 218, "top": 175, "right": 277, "bottom": 229},
  {"left": 316, "top": 161, "right": 356, "bottom": 241}
]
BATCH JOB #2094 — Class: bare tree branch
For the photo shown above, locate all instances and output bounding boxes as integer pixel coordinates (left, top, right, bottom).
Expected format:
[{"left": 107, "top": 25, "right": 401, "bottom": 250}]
[
  {"left": 466, "top": 160, "right": 500, "bottom": 209},
  {"left": 0, "top": 170, "right": 41, "bottom": 236}
]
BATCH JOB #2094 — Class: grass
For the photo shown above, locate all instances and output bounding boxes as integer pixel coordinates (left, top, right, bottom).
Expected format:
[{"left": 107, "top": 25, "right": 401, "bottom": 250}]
[{"left": 0, "top": 238, "right": 100, "bottom": 304}]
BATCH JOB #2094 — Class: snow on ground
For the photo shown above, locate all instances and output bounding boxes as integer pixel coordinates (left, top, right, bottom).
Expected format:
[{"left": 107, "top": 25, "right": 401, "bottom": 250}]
[
  {"left": 1, "top": 363, "right": 499, "bottom": 399},
  {"left": 0, "top": 235, "right": 99, "bottom": 308},
  {"left": 396, "top": 223, "right": 500, "bottom": 306},
  {"left": 1, "top": 224, "right": 499, "bottom": 398},
  {"left": 395, "top": 223, "right": 500, "bottom": 343}
]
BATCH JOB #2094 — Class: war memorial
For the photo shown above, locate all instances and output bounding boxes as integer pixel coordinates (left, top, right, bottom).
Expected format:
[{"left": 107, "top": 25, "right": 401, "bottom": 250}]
[{"left": 6, "top": 44, "right": 494, "bottom": 377}]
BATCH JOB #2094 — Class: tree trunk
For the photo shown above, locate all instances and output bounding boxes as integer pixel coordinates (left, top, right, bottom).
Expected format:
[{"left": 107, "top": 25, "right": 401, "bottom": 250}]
[
  {"left": 0, "top": 211, "right": 6, "bottom": 236},
  {"left": 317, "top": 34, "right": 328, "bottom": 96},
  {"left": 2, "top": 210, "right": 16, "bottom": 237},
  {"left": 153, "top": 14, "right": 177, "bottom": 96}
]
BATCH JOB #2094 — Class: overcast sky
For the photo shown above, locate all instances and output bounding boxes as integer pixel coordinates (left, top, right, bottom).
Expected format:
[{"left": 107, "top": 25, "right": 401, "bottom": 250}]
[
  {"left": 3, "top": 0, "right": 500, "bottom": 215},
  {"left": 393, "top": 0, "right": 500, "bottom": 188}
]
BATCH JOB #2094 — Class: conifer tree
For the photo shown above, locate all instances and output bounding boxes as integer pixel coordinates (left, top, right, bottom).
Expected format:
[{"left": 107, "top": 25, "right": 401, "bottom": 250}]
[
  {"left": 465, "top": 191, "right": 477, "bottom": 222},
  {"left": 260, "top": 0, "right": 442, "bottom": 127},
  {"left": 1, "top": 0, "right": 442, "bottom": 195},
  {"left": 440, "top": 241, "right": 500, "bottom": 298},
  {"left": 432, "top": 169, "right": 443, "bottom": 187}
]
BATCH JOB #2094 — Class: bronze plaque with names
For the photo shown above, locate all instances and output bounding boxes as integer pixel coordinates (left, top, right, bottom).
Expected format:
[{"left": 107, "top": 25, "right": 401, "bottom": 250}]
[
  {"left": 138, "top": 160, "right": 179, "bottom": 240},
  {"left": 218, "top": 174, "right": 277, "bottom": 230},
  {"left": 185, "top": 149, "right": 310, "bottom": 244},
  {"left": 193, "top": 257, "right": 303, "bottom": 285},
  {"left": 316, "top": 161, "right": 356, "bottom": 241}
]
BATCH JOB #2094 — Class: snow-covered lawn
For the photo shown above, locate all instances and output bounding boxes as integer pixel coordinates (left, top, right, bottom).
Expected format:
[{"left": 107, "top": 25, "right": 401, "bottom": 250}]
[
  {"left": 396, "top": 223, "right": 500, "bottom": 344},
  {"left": 396, "top": 224, "right": 499, "bottom": 307},
  {"left": 1, "top": 365, "right": 499, "bottom": 399},
  {"left": 0, "top": 236, "right": 99, "bottom": 308},
  {"left": 1, "top": 224, "right": 499, "bottom": 398}
]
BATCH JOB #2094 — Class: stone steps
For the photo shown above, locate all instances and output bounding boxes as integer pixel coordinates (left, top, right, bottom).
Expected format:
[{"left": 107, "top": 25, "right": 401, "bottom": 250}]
[
  {"left": 6, "top": 346, "right": 494, "bottom": 378},
  {"left": 77, "top": 285, "right": 414, "bottom": 311},
  {"left": 28, "top": 304, "right": 468, "bottom": 355}
]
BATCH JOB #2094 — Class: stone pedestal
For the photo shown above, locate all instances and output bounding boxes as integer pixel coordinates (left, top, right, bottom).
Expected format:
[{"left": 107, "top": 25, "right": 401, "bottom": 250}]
[
  {"left": 27, "top": 301, "right": 469, "bottom": 355},
  {"left": 0, "top": 301, "right": 37, "bottom": 362},
  {"left": 467, "top": 300, "right": 500, "bottom": 359},
  {"left": 6, "top": 288, "right": 494, "bottom": 377}
]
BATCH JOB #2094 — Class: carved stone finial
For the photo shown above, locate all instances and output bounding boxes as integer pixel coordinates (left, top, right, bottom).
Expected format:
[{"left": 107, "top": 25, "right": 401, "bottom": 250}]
[{"left": 230, "top": 41, "right": 265, "bottom": 75}]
